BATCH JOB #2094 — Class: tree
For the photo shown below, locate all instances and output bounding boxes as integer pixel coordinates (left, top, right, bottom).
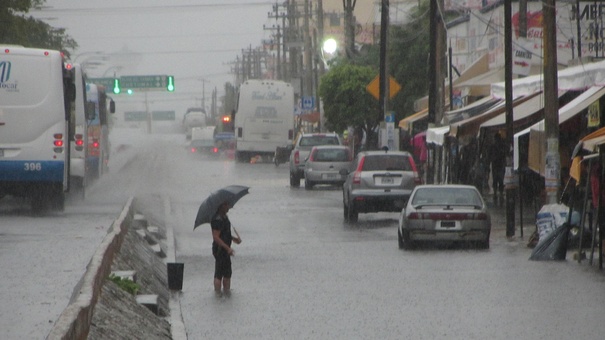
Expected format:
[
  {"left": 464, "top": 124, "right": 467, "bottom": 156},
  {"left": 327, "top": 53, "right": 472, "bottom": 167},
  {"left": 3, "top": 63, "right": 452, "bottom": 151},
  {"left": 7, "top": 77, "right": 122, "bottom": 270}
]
[
  {"left": 319, "top": 62, "right": 380, "bottom": 148},
  {"left": 388, "top": 0, "right": 431, "bottom": 122},
  {"left": 0, "top": 1, "right": 78, "bottom": 56}
]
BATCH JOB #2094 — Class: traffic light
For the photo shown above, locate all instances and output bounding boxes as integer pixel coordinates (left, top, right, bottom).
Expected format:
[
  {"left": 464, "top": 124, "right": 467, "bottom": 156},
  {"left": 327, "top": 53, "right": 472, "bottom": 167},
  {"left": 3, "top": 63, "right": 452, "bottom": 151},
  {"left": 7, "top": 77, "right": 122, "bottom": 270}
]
[
  {"left": 127, "top": 89, "right": 133, "bottom": 95},
  {"left": 166, "top": 75, "right": 174, "bottom": 92},
  {"left": 112, "top": 78, "right": 121, "bottom": 94}
]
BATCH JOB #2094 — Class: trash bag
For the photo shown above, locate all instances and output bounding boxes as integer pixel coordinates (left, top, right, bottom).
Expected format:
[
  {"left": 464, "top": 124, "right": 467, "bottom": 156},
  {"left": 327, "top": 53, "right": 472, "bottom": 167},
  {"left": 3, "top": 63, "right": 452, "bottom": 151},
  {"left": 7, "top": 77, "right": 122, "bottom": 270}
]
[{"left": 529, "top": 222, "right": 570, "bottom": 261}]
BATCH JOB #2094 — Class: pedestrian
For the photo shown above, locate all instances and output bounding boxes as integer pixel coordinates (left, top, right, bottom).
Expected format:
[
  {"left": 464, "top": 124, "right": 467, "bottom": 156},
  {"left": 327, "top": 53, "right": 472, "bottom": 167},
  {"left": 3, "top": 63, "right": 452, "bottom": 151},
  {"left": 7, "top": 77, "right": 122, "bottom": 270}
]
[
  {"left": 490, "top": 132, "right": 506, "bottom": 205},
  {"left": 211, "top": 201, "right": 241, "bottom": 297}
]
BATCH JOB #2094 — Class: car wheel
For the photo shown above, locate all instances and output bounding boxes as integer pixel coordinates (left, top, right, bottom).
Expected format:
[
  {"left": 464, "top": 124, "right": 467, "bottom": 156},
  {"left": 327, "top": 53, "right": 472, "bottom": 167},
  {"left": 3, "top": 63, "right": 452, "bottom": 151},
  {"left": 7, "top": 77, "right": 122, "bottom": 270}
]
[
  {"left": 290, "top": 173, "right": 300, "bottom": 187},
  {"left": 400, "top": 230, "right": 414, "bottom": 250},
  {"left": 304, "top": 179, "right": 313, "bottom": 190},
  {"left": 478, "top": 234, "right": 490, "bottom": 249},
  {"left": 347, "top": 201, "right": 358, "bottom": 223},
  {"left": 398, "top": 229, "right": 404, "bottom": 249}
]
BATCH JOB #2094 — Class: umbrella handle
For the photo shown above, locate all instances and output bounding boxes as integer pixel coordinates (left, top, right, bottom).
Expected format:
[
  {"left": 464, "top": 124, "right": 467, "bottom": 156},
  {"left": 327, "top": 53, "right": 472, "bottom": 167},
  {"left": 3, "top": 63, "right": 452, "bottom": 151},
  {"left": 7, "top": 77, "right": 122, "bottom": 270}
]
[{"left": 232, "top": 225, "right": 242, "bottom": 243}]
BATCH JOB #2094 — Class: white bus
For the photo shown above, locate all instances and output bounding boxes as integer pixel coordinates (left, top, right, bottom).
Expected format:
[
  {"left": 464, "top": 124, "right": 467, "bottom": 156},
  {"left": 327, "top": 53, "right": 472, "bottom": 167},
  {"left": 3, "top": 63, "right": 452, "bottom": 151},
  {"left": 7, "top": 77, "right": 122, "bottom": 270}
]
[
  {"left": 234, "top": 79, "right": 294, "bottom": 162},
  {"left": 67, "top": 63, "right": 94, "bottom": 194},
  {"left": 0, "top": 46, "right": 75, "bottom": 211}
]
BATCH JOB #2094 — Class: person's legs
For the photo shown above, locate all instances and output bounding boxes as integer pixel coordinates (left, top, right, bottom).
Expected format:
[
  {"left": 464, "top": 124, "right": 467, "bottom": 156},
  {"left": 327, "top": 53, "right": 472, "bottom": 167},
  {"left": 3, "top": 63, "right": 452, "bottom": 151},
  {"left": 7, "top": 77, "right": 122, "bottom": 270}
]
[
  {"left": 223, "top": 277, "right": 231, "bottom": 294},
  {"left": 214, "top": 277, "right": 222, "bottom": 294}
]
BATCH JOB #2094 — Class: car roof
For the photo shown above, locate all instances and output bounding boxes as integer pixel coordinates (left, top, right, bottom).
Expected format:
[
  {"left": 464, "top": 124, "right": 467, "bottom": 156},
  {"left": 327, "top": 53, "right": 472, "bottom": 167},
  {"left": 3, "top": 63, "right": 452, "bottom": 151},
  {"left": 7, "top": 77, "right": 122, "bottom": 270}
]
[
  {"left": 413, "top": 184, "right": 479, "bottom": 190},
  {"left": 358, "top": 150, "right": 412, "bottom": 157},
  {"left": 311, "top": 145, "right": 349, "bottom": 150},
  {"left": 301, "top": 132, "right": 339, "bottom": 137}
]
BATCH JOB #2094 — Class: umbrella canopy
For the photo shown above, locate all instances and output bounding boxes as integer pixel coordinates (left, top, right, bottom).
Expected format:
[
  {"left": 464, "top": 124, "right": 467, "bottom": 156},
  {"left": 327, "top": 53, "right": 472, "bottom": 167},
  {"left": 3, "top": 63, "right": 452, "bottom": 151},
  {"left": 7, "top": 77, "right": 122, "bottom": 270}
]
[{"left": 193, "top": 185, "right": 250, "bottom": 229}]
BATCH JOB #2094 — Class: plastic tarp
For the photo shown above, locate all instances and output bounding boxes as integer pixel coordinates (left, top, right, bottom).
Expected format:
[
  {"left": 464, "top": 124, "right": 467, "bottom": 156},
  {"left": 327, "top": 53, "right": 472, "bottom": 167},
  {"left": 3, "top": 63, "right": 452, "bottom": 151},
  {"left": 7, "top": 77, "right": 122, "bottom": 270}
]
[
  {"left": 492, "top": 59, "right": 605, "bottom": 98},
  {"left": 581, "top": 126, "right": 605, "bottom": 153},
  {"left": 514, "top": 85, "right": 605, "bottom": 171},
  {"left": 530, "top": 204, "right": 574, "bottom": 261},
  {"left": 426, "top": 126, "right": 451, "bottom": 146}
]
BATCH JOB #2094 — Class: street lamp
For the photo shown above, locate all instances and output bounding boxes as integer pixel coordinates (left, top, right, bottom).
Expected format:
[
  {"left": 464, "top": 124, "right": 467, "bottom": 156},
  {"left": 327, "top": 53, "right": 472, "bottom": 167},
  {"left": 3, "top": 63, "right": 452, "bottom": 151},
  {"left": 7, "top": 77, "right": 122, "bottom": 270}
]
[{"left": 322, "top": 38, "right": 338, "bottom": 55}]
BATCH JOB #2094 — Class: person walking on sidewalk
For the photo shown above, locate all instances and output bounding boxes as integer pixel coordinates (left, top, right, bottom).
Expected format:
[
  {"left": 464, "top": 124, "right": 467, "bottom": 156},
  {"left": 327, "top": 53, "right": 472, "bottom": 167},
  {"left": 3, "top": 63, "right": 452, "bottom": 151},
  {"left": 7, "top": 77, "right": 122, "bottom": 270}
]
[
  {"left": 489, "top": 132, "right": 506, "bottom": 205},
  {"left": 211, "top": 202, "right": 241, "bottom": 296}
]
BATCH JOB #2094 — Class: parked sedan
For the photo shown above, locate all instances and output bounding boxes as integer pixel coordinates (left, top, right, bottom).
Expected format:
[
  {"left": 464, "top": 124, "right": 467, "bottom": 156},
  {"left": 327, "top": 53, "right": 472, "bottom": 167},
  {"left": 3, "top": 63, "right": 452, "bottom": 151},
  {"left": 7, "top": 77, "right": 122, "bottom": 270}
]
[
  {"left": 304, "top": 145, "right": 353, "bottom": 189},
  {"left": 398, "top": 184, "right": 491, "bottom": 250},
  {"left": 342, "top": 149, "right": 421, "bottom": 223}
]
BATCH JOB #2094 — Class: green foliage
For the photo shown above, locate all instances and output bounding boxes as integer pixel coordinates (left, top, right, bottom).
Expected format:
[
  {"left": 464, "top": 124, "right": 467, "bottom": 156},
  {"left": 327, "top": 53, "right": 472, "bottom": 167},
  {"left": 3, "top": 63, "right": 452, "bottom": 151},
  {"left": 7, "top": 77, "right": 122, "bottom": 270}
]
[
  {"left": 108, "top": 274, "right": 141, "bottom": 296},
  {"left": 318, "top": 62, "right": 380, "bottom": 137},
  {"left": 388, "top": 0, "right": 431, "bottom": 120},
  {"left": 0, "top": 0, "right": 78, "bottom": 56}
]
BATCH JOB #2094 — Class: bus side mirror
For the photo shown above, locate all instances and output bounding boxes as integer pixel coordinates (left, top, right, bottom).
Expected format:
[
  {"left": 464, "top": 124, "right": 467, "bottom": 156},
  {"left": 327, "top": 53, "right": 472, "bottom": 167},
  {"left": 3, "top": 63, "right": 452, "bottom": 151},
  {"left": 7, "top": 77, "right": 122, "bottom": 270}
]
[
  {"left": 109, "top": 100, "right": 116, "bottom": 114},
  {"left": 85, "top": 101, "right": 96, "bottom": 120}
]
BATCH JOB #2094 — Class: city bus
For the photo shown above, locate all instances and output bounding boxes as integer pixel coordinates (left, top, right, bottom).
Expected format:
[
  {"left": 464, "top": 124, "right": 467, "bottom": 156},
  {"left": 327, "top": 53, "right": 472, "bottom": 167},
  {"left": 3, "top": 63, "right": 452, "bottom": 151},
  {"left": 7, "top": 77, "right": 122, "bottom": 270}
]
[
  {"left": 234, "top": 79, "right": 294, "bottom": 162},
  {"left": 0, "top": 46, "right": 75, "bottom": 211},
  {"left": 86, "top": 83, "right": 114, "bottom": 179}
]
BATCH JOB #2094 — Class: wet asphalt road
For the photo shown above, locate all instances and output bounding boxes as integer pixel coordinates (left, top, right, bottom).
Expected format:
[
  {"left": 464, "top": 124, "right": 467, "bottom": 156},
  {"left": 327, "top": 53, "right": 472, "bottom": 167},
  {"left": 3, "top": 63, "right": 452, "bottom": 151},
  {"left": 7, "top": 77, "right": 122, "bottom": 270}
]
[{"left": 2, "top": 131, "right": 605, "bottom": 339}]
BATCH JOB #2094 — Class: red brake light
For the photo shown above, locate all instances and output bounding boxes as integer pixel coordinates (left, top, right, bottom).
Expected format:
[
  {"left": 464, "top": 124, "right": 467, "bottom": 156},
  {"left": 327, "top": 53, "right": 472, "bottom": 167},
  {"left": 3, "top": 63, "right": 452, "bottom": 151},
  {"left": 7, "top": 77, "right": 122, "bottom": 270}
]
[
  {"left": 309, "top": 149, "right": 316, "bottom": 162},
  {"left": 408, "top": 212, "right": 420, "bottom": 220},
  {"left": 213, "top": 147, "right": 219, "bottom": 153},
  {"left": 294, "top": 150, "right": 300, "bottom": 164},
  {"left": 54, "top": 140, "right": 64, "bottom": 147},
  {"left": 191, "top": 147, "right": 197, "bottom": 153},
  {"left": 93, "top": 141, "right": 100, "bottom": 148},
  {"left": 4, "top": 49, "right": 10, "bottom": 54},
  {"left": 75, "top": 140, "right": 84, "bottom": 146}
]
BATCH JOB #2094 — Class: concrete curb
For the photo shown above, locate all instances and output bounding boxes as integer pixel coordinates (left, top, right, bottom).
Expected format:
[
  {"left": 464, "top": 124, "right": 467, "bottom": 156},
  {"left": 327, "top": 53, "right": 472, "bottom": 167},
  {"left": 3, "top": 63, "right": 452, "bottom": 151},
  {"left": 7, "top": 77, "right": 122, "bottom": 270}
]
[
  {"left": 164, "top": 195, "right": 187, "bottom": 340},
  {"left": 46, "top": 197, "right": 135, "bottom": 340}
]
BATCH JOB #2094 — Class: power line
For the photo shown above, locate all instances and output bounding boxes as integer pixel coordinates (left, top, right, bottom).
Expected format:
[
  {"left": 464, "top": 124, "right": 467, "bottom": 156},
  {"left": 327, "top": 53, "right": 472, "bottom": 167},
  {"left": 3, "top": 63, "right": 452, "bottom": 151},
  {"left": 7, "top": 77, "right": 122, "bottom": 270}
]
[{"left": 34, "top": 2, "right": 274, "bottom": 14}]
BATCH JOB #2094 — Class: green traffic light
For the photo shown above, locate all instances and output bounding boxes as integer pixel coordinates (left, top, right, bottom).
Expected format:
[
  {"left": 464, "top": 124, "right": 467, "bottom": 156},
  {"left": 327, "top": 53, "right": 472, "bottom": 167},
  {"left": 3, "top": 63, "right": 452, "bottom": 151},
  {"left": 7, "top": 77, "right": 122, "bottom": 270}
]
[
  {"left": 127, "top": 89, "right": 133, "bottom": 95},
  {"left": 167, "top": 76, "right": 174, "bottom": 92},
  {"left": 112, "top": 78, "right": 121, "bottom": 94}
]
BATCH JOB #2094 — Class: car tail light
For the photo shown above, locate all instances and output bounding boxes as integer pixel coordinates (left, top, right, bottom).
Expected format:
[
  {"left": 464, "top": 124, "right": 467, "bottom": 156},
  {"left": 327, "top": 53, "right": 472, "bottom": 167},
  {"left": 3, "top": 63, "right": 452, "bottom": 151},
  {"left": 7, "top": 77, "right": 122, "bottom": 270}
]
[
  {"left": 352, "top": 156, "right": 365, "bottom": 184},
  {"left": 473, "top": 213, "right": 488, "bottom": 220},
  {"left": 294, "top": 150, "right": 300, "bottom": 165},
  {"left": 213, "top": 147, "right": 219, "bottom": 153},
  {"left": 308, "top": 149, "right": 316, "bottom": 161},
  {"left": 191, "top": 147, "right": 197, "bottom": 153},
  {"left": 92, "top": 140, "right": 99, "bottom": 148},
  {"left": 408, "top": 212, "right": 421, "bottom": 220}
]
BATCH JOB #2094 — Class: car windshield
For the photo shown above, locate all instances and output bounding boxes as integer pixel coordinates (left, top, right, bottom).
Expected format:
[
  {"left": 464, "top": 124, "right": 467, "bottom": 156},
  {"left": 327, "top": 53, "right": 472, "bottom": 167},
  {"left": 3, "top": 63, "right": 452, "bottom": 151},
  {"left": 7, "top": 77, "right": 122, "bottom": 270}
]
[
  {"left": 411, "top": 187, "right": 483, "bottom": 206},
  {"left": 313, "top": 148, "right": 350, "bottom": 162},
  {"left": 300, "top": 136, "right": 339, "bottom": 146},
  {"left": 361, "top": 155, "right": 412, "bottom": 171}
]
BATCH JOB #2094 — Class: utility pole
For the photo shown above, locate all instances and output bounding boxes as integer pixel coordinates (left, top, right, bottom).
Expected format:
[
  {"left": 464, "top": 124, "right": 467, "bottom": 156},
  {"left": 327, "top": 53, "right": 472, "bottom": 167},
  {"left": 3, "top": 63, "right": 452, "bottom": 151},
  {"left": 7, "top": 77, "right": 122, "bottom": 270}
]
[
  {"left": 504, "top": 0, "right": 515, "bottom": 237},
  {"left": 343, "top": 0, "right": 357, "bottom": 58},
  {"left": 304, "top": 0, "right": 313, "bottom": 97},
  {"left": 543, "top": 0, "right": 560, "bottom": 204},
  {"left": 428, "top": 0, "right": 446, "bottom": 183}
]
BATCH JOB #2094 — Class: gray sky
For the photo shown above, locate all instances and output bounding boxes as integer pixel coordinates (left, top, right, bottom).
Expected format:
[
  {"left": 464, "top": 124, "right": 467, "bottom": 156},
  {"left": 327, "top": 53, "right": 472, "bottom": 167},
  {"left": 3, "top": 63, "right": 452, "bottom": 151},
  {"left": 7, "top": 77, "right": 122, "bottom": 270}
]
[{"left": 32, "top": 0, "right": 276, "bottom": 117}]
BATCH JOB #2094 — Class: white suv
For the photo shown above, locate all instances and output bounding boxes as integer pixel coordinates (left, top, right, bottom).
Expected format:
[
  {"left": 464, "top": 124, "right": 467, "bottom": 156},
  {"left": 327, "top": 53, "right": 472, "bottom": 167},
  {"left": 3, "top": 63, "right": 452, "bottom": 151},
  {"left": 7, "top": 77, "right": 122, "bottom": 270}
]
[{"left": 289, "top": 133, "right": 342, "bottom": 187}]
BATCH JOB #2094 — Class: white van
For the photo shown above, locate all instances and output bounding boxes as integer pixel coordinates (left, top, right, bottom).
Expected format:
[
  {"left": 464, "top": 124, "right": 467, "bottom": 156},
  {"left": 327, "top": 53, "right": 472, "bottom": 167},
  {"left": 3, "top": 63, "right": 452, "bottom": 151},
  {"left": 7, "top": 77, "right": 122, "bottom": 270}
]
[{"left": 234, "top": 80, "right": 294, "bottom": 162}]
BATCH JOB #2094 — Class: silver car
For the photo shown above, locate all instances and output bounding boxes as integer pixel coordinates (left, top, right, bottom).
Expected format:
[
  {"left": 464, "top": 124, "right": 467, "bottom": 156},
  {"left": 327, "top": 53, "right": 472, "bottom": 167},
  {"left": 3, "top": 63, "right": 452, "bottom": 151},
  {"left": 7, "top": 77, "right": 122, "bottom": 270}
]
[
  {"left": 341, "top": 150, "right": 421, "bottom": 223},
  {"left": 398, "top": 184, "right": 491, "bottom": 249},
  {"left": 304, "top": 145, "right": 353, "bottom": 189}
]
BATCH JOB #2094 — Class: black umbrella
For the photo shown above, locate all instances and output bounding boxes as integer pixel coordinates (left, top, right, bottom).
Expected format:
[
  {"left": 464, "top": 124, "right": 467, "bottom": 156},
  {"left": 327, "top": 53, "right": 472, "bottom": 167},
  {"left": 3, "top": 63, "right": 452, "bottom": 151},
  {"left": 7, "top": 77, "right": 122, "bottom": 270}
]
[{"left": 193, "top": 185, "right": 250, "bottom": 229}]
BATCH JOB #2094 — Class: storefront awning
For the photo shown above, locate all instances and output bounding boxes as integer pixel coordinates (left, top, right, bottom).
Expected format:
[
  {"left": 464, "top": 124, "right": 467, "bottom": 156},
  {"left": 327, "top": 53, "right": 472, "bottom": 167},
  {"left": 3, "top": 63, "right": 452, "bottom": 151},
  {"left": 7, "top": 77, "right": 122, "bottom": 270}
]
[
  {"left": 491, "top": 59, "right": 605, "bottom": 98},
  {"left": 398, "top": 108, "right": 428, "bottom": 130},
  {"left": 513, "top": 86, "right": 605, "bottom": 172},
  {"left": 449, "top": 93, "right": 539, "bottom": 143},
  {"left": 480, "top": 91, "right": 562, "bottom": 130},
  {"left": 442, "top": 96, "right": 501, "bottom": 125}
]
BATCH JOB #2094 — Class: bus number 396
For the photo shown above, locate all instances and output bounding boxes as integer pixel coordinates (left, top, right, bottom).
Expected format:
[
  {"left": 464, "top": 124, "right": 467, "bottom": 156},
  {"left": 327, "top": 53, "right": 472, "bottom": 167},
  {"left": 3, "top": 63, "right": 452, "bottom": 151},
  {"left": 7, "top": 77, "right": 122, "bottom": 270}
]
[{"left": 24, "top": 163, "right": 42, "bottom": 171}]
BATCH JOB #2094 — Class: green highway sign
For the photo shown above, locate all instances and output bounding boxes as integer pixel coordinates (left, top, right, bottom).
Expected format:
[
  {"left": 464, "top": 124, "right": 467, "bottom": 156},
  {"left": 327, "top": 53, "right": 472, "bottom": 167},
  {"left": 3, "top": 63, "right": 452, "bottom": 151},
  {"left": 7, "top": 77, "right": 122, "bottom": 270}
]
[
  {"left": 124, "top": 111, "right": 148, "bottom": 121},
  {"left": 88, "top": 77, "right": 116, "bottom": 89},
  {"left": 121, "top": 75, "right": 169, "bottom": 89},
  {"left": 152, "top": 111, "right": 175, "bottom": 121}
]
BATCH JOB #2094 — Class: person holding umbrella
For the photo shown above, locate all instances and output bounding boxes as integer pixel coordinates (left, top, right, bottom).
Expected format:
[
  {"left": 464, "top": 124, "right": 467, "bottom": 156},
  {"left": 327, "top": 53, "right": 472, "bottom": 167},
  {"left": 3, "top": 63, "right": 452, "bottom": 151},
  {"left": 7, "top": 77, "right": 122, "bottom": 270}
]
[
  {"left": 194, "top": 185, "right": 249, "bottom": 296},
  {"left": 211, "top": 201, "right": 241, "bottom": 296}
]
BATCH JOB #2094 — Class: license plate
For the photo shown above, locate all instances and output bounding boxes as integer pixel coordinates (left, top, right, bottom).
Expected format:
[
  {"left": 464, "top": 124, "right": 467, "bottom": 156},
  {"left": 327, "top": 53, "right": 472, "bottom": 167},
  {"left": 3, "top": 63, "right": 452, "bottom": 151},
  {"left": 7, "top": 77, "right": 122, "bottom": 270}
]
[
  {"left": 441, "top": 221, "right": 455, "bottom": 228},
  {"left": 323, "top": 173, "right": 337, "bottom": 179},
  {"left": 381, "top": 177, "right": 394, "bottom": 184}
]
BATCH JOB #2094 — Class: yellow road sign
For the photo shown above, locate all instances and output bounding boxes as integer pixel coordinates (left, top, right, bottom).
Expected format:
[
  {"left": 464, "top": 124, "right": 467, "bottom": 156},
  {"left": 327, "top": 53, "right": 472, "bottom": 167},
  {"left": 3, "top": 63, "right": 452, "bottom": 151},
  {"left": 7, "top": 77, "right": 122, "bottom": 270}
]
[{"left": 366, "top": 75, "right": 402, "bottom": 100}]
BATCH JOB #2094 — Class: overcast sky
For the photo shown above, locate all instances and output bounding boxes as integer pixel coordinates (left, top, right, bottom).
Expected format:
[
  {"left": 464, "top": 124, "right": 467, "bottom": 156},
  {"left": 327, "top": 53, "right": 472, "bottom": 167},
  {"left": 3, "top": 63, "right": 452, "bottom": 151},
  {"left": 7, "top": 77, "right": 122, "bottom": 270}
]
[{"left": 31, "top": 0, "right": 277, "bottom": 117}]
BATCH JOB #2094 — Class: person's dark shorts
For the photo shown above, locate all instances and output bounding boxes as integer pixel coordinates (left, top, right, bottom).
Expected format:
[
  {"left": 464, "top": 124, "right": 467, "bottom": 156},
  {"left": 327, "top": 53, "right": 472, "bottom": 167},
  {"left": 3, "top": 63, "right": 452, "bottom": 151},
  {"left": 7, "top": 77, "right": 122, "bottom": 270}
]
[{"left": 213, "top": 252, "right": 232, "bottom": 279}]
